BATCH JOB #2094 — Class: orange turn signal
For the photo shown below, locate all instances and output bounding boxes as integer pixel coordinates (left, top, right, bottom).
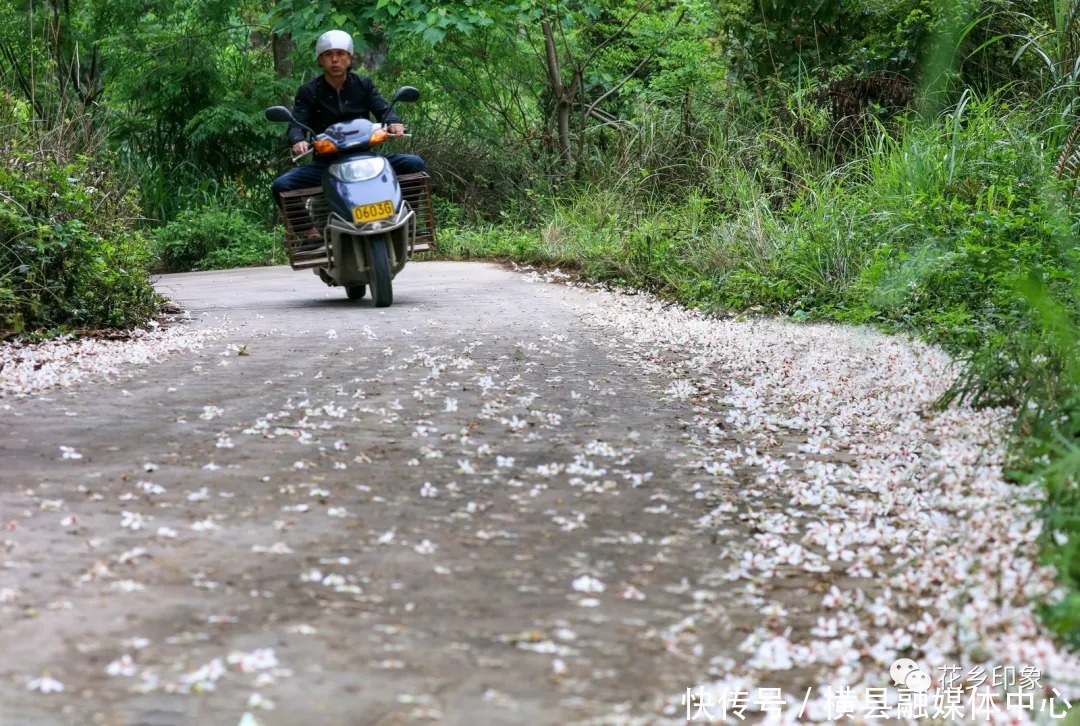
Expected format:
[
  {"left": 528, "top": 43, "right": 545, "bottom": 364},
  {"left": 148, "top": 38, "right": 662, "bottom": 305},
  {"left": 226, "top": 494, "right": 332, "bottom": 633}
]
[
  {"left": 313, "top": 138, "right": 339, "bottom": 154},
  {"left": 370, "top": 129, "right": 389, "bottom": 145}
]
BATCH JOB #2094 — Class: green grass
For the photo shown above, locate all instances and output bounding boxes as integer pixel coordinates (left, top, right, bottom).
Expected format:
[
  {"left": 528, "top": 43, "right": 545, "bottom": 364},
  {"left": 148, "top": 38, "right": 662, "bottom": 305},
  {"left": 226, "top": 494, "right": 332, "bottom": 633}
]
[{"left": 435, "top": 225, "right": 547, "bottom": 262}]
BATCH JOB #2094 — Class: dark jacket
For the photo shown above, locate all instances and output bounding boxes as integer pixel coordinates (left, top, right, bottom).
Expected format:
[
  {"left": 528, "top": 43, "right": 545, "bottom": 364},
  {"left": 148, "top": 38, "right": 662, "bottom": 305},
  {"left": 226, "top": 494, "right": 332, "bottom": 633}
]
[{"left": 287, "top": 72, "right": 401, "bottom": 146}]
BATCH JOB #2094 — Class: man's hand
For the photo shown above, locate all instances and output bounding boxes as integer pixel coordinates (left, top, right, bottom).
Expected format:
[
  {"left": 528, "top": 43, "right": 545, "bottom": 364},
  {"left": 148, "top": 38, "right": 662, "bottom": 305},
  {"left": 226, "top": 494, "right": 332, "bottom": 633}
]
[
  {"left": 388, "top": 123, "right": 405, "bottom": 138},
  {"left": 292, "top": 140, "right": 311, "bottom": 155}
]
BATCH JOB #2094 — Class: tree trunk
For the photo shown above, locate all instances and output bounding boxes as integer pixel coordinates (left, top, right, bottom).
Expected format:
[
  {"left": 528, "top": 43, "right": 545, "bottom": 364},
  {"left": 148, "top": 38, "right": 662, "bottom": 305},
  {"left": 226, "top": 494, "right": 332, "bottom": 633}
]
[
  {"left": 542, "top": 20, "right": 572, "bottom": 160},
  {"left": 271, "top": 32, "right": 294, "bottom": 78}
]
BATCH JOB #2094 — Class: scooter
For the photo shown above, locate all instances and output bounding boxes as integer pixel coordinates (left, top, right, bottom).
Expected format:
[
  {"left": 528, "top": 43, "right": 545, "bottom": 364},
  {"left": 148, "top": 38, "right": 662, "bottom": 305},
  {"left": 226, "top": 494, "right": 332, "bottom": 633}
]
[{"left": 265, "top": 86, "right": 422, "bottom": 307}]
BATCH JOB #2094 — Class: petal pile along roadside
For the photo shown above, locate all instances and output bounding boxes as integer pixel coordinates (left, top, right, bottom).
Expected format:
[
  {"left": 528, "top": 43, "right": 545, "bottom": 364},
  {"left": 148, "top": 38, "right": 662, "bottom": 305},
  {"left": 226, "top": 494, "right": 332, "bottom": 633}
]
[
  {"left": 0, "top": 324, "right": 223, "bottom": 397},
  {"left": 560, "top": 278, "right": 1079, "bottom": 721}
]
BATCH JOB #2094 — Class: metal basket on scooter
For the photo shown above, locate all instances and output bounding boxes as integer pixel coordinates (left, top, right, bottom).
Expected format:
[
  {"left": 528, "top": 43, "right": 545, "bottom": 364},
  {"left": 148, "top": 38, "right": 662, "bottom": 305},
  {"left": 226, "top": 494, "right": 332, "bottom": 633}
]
[
  {"left": 279, "top": 172, "right": 436, "bottom": 270},
  {"left": 279, "top": 187, "right": 331, "bottom": 270},
  {"left": 398, "top": 172, "right": 436, "bottom": 253}
]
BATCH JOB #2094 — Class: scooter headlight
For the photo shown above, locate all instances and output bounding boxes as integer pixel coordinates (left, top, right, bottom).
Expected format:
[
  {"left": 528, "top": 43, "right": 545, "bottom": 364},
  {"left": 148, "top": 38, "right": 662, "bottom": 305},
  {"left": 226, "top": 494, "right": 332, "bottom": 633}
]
[{"left": 329, "top": 157, "right": 387, "bottom": 182}]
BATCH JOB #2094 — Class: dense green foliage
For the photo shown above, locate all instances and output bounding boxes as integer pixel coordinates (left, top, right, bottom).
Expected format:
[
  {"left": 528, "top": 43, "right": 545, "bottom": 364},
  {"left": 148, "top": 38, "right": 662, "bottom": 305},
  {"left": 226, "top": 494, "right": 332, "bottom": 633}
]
[
  {"left": 0, "top": 98, "right": 159, "bottom": 333},
  {"left": 1, "top": 0, "right": 1079, "bottom": 641}
]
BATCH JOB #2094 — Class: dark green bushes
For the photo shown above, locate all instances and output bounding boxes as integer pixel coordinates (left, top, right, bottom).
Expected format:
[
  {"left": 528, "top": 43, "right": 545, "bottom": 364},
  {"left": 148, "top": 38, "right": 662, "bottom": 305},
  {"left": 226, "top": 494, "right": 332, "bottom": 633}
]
[{"left": 151, "top": 207, "right": 283, "bottom": 273}]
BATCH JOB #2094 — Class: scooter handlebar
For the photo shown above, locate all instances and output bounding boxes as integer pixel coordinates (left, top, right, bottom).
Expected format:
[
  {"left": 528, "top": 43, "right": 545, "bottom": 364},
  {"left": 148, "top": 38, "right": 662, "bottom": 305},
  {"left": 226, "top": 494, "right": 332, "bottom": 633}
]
[
  {"left": 289, "top": 126, "right": 410, "bottom": 162},
  {"left": 373, "top": 122, "right": 410, "bottom": 138}
]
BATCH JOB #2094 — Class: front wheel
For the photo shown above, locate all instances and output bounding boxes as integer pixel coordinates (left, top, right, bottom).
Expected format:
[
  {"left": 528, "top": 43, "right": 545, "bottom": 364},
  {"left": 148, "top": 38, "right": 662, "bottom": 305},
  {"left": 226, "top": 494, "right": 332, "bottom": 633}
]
[{"left": 367, "top": 236, "right": 393, "bottom": 308}]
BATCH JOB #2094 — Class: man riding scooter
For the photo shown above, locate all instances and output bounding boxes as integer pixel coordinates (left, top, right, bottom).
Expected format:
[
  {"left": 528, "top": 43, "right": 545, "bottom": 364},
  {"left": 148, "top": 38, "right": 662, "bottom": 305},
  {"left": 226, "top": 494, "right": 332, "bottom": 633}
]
[{"left": 270, "top": 29, "right": 426, "bottom": 240}]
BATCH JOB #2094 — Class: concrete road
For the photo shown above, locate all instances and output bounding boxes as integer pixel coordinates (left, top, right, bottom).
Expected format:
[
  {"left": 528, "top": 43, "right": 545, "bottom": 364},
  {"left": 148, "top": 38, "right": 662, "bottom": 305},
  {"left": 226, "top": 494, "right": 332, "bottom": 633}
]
[{"left": 0, "top": 263, "right": 739, "bottom": 725}]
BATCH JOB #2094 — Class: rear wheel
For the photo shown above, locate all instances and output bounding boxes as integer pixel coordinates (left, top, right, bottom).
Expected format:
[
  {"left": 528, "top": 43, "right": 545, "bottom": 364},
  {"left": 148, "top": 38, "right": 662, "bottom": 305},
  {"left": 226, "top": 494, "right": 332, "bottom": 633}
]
[
  {"left": 345, "top": 284, "right": 366, "bottom": 300},
  {"left": 368, "top": 236, "right": 393, "bottom": 308}
]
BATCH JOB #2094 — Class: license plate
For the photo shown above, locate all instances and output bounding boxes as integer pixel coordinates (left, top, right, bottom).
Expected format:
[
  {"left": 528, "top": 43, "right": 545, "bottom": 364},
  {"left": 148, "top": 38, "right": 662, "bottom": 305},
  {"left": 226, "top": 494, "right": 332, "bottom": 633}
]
[{"left": 353, "top": 200, "right": 394, "bottom": 224}]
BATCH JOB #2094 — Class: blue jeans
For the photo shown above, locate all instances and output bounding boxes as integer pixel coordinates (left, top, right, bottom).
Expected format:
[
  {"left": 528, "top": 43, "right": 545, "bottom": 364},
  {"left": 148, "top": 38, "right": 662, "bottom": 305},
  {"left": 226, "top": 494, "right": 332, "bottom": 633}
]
[{"left": 271, "top": 153, "right": 427, "bottom": 205}]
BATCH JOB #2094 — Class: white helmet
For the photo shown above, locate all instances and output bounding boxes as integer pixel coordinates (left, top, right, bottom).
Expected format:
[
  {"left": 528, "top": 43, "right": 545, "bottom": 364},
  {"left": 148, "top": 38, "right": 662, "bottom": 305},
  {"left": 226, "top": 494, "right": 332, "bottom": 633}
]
[{"left": 315, "top": 30, "right": 354, "bottom": 60}]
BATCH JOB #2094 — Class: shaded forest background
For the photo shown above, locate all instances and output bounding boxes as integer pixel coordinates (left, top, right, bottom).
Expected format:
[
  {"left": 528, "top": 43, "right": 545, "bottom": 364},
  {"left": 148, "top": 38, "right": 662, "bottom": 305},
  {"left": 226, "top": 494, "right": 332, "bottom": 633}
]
[{"left": 2, "top": 0, "right": 1080, "bottom": 643}]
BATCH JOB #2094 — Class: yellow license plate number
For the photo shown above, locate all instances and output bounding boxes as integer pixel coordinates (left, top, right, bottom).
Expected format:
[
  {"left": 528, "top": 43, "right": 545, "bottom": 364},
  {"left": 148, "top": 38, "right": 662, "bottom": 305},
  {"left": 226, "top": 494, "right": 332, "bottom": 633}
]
[{"left": 353, "top": 200, "right": 394, "bottom": 224}]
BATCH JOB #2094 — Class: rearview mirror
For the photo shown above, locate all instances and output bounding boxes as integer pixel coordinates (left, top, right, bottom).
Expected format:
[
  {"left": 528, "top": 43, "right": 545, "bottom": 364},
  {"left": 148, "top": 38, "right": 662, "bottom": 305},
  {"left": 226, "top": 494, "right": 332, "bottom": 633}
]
[
  {"left": 265, "top": 106, "right": 296, "bottom": 124},
  {"left": 392, "top": 87, "right": 420, "bottom": 104}
]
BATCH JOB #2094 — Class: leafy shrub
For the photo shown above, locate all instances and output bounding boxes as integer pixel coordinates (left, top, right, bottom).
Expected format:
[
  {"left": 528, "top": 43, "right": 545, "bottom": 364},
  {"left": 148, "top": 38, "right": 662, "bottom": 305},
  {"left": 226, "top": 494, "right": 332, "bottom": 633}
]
[
  {"left": 0, "top": 104, "right": 160, "bottom": 333},
  {"left": 151, "top": 207, "right": 282, "bottom": 272}
]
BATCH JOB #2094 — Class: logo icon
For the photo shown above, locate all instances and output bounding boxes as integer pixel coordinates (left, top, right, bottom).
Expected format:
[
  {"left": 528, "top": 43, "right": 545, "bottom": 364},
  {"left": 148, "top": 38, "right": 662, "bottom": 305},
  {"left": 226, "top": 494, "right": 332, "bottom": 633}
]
[{"left": 890, "top": 658, "right": 933, "bottom": 693}]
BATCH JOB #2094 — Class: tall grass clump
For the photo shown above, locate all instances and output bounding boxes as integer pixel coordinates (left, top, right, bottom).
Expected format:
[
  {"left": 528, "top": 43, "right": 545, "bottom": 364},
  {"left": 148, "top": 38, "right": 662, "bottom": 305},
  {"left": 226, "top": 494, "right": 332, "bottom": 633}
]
[{"left": 968, "top": 274, "right": 1080, "bottom": 645}]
